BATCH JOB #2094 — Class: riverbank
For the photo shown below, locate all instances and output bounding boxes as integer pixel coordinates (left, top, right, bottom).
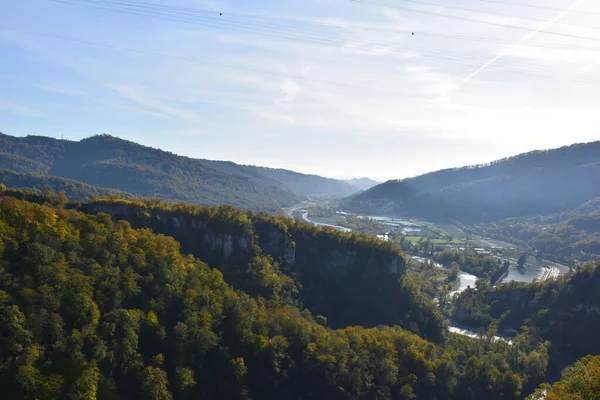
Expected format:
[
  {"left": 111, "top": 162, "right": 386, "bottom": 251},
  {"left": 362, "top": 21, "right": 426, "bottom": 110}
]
[
  {"left": 407, "top": 254, "right": 477, "bottom": 296},
  {"left": 293, "top": 208, "right": 520, "bottom": 342},
  {"left": 447, "top": 322, "right": 513, "bottom": 344},
  {"left": 450, "top": 272, "right": 477, "bottom": 296},
  {"left": 301, "top": 212, "right": 352, "bottom": 232}
]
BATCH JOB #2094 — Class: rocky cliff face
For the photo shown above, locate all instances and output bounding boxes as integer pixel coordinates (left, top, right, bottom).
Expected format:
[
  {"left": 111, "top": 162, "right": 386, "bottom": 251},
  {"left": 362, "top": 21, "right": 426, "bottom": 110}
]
[
  {"left": 82, "top": 202, "right": 406, "bottom": 276},
  {"left": 80, "top": 201, "right": 422, "bottom": 333},
  {"left": 291, "top": 232, "right": 405, "bottom": 275},
  {"left": 82, "top": 203, "right": 254, "bottom": 267},
  {"left": 253, "top": 220, "right": 296, "bottom": 266}
]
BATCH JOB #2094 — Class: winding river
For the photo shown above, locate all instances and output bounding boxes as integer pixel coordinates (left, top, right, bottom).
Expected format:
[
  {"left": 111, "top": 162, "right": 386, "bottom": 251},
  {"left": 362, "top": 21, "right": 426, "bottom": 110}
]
[
  {"left": 408, "top": 255, "right": 477, "bottom": 295},
  {"left": 295, "top": 210, "right": 543, "bottom": 342},
  {"left": 300, "top": 212, "right": 480, "bottom": 296},
  {"left": 451, "top": 272, "right": 478, "bottom": 295},
  {"left": 301, "top": 212, "right": 352, "bottom": 232}
]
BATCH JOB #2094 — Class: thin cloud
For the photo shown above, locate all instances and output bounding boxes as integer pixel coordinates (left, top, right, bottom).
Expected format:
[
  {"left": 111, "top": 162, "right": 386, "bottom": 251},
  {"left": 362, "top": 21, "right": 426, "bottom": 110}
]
[
  {"left": 0, "top": 101, "right": 42, "bottom": 117},
  {"left": 103, "top": 83, "right": 206, "bottom": 123},
  {"left": 3, "top": 0, "right": 600, "bottom": 179},
  {"left": 38, "top": 84, "right": 87, "bottom": 97}
]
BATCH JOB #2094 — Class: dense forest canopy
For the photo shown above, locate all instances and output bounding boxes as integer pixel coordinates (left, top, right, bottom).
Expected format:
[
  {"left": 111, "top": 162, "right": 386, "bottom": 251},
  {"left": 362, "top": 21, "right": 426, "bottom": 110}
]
[
  {"left": 433, "top": 249, "right": 508, "bottom": 284},
  {"left": 452, "top": 262, "right": 600, "bottom": 380},
  {"left": 480, "top": 205, "right": 600, "bottom": 265},
  {"left": 0, "top": 132, "right": 360, "bottom": 212},
  {"left": 343, "top": 141, "right": 600, "bottom": 222},
  {"left": 0, "top": 169, "right": 133, "bottom": 201},
  {"left": 0, "top": 188, "right": 567, "bottom": 399},
  {"left": 201, "top": 160, "right": 360, "bottom": 197},
  {"left": 78, "top": 196, "right": 446, "bottom": 340},
  {"left": 527, "top": 355, "right": 600, "bottom": 400}
]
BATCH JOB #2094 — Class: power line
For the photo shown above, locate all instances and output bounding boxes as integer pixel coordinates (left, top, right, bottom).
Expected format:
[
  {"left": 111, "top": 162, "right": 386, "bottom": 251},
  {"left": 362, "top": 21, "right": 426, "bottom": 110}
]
[
  {"left": 386, "top": 0, "right": 600, "bottom": 31},
  {"left": 0, "top": 25, "right": 515, "bottom": 112},
  {"left": 40, "top": 0, "right": 600, "bottom": 87},
  {"left": 49, "top": 0, "right": 394, "bottom": 53},
  {"left": 476, "top": 0, "right": 600, "bottom": 16},
  {"left": 47, "top": 0, "right": 600, "bottom": 73},
  {"left": 45, "top": 0, "right": 600, "bottom": 85},
  {"left": 451, "top": 0, "right": 588, "bottom": 92},
  {"left": 349, "top": 0, "right": 600, "bottom": 42},
  {"left": 50, "top": 0, "right": 600, "bottom": 51}
]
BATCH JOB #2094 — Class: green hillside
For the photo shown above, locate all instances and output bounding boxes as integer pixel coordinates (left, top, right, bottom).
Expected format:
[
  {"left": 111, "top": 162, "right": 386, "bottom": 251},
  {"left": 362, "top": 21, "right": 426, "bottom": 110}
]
[
  {"left": 0, "top": 189, "right": 550, "bottom": 399},
  {"left": 343, "top": 141, "right": 600, "bottom": 222},
  {"left": 528, "top": 355, "right": 600, "bottom": 400},
  {"left": 452, "top": 262, "right": 600, "bottom": 380},
  {"left": 0, "top": 133, "right": 360, "bottom": 211},
  {"left": 0, "top": 169, "right": 132, "bottom": 201},
  {"left": 203, "top": 160, "right": 358, "bottom": 197},
  {"left": 478, "top": 198, "right": 600, "bottom": 264}
]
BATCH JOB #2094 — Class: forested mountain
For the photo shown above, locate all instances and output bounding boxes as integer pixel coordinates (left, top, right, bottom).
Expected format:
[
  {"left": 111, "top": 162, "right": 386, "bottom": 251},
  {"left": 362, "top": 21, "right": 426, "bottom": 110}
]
[
  {"left": 343, "top": 141, "right": 600, "bottom": 222},
  {"left": 343, "top": 177, "right": 380, "bottom": 191},
  {"left": 202, "top": 160, "right": 358, "bottom": 197},
  {"left": 0, "top": 188, "right": 555, "bottom": 399},
  {"left": 0, "top": 169, "right": 133, "bottom": 201},
  {"left": 0, "top": 133, "right": 359, "bottom": 211},
  {"left": 79, "top": 198, "right": 444, "bottom": 339}
]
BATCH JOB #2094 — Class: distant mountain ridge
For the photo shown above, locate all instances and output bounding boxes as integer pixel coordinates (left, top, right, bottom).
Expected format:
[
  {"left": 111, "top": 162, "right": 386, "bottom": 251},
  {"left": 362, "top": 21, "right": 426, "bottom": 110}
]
[
  {"left": 0, "top": 132, "right": 359, "bottom": 211},
  {"left": 344, "top": 177, "right": 380, "bottom": 191},
  {"left": 0, "top": 169, "right": 133, "bottom": 201},
  {"left": 201, "top": 160, "right": 358, "bottom": 197},
  {"left": 343, "top": 141, "right": 600, "bottom": 222}
]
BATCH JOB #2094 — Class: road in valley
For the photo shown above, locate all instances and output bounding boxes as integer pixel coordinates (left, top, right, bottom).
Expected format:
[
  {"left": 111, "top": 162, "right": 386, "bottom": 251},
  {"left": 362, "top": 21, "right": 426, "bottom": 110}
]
[{"left": 285, "top": 201, "right": 353, "bottom": 232}]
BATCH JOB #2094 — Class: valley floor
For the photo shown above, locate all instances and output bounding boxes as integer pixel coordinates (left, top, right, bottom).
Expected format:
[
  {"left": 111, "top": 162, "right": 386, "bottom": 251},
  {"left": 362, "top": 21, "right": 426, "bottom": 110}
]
[
  {"left": 286, "top": 202, "right": 570, "bottom": 285},
  {"left": 284, "top": 201, "right": 576, "bottom": 344}
]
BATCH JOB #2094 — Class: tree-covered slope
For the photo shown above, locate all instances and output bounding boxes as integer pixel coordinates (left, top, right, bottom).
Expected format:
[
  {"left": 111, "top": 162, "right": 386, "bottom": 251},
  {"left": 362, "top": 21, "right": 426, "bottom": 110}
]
[
  {"left": 0, "top": 132, "right": 299, "bottom": 211},
  {"left": 0, "top": 151, "right": 50, "bottom": 174},
  {"left": 343, "top": 141, "right": 600, "bottom": 222},
  {"left": 478, "top": 198, "right": 600, "bottom": 265},
  {"left": 0, "top": 169, "right": 132, "bottom": 201},
  {"left": 79, "top": 197, "right": 444, "bottom": 340},
  {"left": 0, "top": 132, "right": 360, "bottom": 211},
  {"left": 202, "top": 160, "right": 359, "bottom": 197},
  {"left": 528, "top": 355, "right": 600, "bottom": 400},
  {"left": 452, "top": 263, "right": 600, "bottom": 380},
  {"left": 344, "top": 177, "right": 380, "bottom": 191},
  {"left": 0, "top": 190, "right": 551, "bottom": 399}
]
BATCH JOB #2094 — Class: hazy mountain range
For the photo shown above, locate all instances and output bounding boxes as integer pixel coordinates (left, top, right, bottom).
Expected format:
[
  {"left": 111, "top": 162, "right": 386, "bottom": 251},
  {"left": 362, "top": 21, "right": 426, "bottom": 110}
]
[
  {"left": 2, "top": 132, "right": 600, "bottom": 223},
  {"left": 343, "top": 177, "right": 380, "bottom": 191},
  {"left": 0, "top": 132, "right": 360, "bottom": 211},
  {"left": 342, "top": 141, "right": 600, "bottom": 222}
]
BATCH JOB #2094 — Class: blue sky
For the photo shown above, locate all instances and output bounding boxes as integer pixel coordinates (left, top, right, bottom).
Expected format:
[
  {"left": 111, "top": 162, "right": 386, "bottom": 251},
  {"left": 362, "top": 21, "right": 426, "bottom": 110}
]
[{"left": 2, "top": 0, "right": 600, "bottom": 180}]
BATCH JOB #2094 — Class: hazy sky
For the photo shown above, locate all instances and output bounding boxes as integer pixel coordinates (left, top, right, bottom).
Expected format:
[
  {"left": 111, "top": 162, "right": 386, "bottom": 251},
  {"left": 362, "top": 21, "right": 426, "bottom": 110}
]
[{"left": 2, "top": 0, "right": 600, "bottom": 180}]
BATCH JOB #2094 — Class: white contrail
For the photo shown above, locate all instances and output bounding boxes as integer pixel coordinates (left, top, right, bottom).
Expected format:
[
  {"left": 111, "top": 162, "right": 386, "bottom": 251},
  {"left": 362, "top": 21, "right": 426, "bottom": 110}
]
[{"left": 451, "top": 0, "right": 587, "bottom": 91}]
